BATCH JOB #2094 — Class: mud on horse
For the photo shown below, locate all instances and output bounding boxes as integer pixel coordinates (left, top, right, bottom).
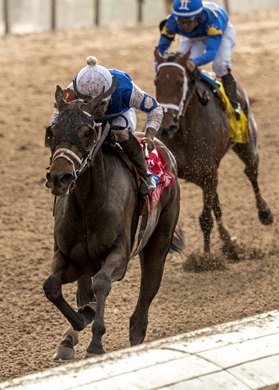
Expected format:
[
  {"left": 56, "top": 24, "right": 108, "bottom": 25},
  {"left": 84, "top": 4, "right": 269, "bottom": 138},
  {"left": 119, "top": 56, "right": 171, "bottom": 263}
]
[
  {"left": 154, "top": 49, "right": 273, "bottom": 263},
  {"left": 43, "top": 85, "right": 183, "bottom": 360}
]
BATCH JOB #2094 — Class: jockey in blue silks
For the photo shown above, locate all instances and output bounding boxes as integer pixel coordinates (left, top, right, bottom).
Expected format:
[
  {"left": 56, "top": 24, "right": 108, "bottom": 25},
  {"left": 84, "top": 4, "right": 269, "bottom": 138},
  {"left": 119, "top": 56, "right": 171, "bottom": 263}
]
[
  {"left": 157, "top": 0, "right": 241, "bottom": 119},
  {"left": 50, "top": 56, "right": 163, "bottom": 196}
]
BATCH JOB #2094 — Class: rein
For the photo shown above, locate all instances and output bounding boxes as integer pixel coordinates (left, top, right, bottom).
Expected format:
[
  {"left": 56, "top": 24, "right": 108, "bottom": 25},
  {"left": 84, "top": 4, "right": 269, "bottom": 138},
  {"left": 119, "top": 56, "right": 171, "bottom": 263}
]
[{"left": 157, "top": 62, "right": 197, "bottom": 119}]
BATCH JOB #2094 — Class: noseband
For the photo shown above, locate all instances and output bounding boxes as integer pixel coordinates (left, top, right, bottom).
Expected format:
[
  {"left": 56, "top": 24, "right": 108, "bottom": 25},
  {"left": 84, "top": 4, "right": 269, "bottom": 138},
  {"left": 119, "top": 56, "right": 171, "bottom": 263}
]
[
  {"left": 51, "top": 148, "right": 84, "bottom": 181},
  {"left": 157, "top": 62, "right": 198, "bottom": 121},
  {"left": 50, "top": 122, "right": 110, "bottom": 186},
  {"left": 157, "top": 62, "right": 188, "bottom": 119}
]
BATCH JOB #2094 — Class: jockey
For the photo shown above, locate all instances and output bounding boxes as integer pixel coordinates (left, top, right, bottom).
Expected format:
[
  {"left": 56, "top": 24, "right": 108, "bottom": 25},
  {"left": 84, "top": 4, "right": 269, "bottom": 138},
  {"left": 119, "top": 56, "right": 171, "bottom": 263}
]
[
  {"left": 51, "top": 56, "right": 163, "bottom": 197},
  {"left": 156, "top": 0, "right": 242, "bottom": 119}
]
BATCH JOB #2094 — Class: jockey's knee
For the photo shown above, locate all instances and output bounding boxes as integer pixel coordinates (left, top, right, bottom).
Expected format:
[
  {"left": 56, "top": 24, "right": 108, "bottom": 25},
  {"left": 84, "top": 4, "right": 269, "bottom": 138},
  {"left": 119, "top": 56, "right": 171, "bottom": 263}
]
[
  {"left": 212, "top": 62, "right": 231, "bottom": 78},
  {"left": 111, "top": 128, "right": 130, "bottom": 143}
]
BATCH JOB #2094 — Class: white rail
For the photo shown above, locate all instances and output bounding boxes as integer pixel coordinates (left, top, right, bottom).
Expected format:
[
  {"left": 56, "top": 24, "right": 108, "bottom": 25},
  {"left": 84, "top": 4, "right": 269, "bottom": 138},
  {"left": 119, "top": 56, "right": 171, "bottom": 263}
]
[{"left": 1, "top": 310, "right": 279, "bottom": 390}]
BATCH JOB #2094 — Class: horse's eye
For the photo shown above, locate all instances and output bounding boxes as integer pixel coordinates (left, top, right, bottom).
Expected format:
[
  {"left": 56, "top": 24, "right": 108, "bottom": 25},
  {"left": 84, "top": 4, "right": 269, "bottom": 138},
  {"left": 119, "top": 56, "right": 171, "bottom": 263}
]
[
  {"left": 84, "top": 130, "right": 92, "bottom": 138},
  {"left": 80, "top": 126, "right": 93, "bottom": 138}
]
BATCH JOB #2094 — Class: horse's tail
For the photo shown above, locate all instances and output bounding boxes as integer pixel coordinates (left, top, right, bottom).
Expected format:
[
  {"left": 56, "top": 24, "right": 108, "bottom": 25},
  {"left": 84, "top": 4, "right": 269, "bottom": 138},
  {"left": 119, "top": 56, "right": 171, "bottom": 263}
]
[{"left": 170, "top": 224, "right": 185, "bottom": 253}]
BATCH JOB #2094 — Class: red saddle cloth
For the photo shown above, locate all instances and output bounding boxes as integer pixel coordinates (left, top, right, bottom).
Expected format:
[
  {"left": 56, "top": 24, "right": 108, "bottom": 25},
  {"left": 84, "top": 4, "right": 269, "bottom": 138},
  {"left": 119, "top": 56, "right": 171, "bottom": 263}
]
[{"left": 145, "top": 145, "right": 175, "bottom": 210}]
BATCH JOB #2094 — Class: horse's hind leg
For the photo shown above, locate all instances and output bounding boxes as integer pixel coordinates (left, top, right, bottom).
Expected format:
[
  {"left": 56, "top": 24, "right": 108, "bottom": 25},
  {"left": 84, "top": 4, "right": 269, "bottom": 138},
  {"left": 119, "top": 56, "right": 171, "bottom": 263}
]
[
  {"left": 232, "top": 126, "right": 273, "bottom": 225},
  {"left": 212, "top": 192, "right": 239, "bottom": 261},
  {"left": 53, "top": 275, "right": 96, "bottom": 361},
  {"left": 129, "top": 234, "right": 169, "bottom": 346},
  {"left": 199, "top": 184, "right": 215, "bottom": 254},
  {"left": 129, "top": 199, "right": 179, "bottom": 346}
]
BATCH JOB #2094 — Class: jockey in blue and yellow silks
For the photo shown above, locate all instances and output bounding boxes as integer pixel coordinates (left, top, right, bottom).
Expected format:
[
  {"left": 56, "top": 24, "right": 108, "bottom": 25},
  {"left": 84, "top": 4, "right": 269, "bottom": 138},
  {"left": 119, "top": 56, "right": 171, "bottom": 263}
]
[{"left": 157, "top": 0, "right": 242, "bottom": 119}]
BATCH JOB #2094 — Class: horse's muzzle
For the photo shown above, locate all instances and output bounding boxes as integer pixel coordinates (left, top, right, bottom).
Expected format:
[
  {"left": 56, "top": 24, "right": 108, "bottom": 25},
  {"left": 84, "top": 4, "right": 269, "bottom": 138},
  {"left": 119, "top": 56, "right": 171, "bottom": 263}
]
[
  {"left": 45, "top": 172, "right": 74, "bottom": 196},
  {"left": 160, "top": 125, "right": 179, "bottom": 139},
  {"left": 160, "top": 110, "right": 179, "bottom": 139}
]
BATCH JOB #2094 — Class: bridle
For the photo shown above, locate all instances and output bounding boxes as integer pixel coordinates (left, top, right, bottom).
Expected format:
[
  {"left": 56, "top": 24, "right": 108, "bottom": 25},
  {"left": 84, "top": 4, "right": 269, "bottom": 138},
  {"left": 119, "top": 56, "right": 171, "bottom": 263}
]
[
  {"left": 157, "top": 61, "right": 196, "bottom": 120},
  {"left": 49, "top": 121, "right": 110, "bottom": 189}
]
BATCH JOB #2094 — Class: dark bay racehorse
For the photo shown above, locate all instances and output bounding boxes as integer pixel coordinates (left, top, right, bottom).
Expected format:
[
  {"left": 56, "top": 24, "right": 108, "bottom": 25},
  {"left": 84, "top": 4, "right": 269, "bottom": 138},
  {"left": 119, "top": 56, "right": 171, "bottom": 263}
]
[
  {"left": 43, "top": 85, "right": 182, "bottom": 360},
  {"left": 154, "top": 49, "right": 273, "bottom": 262}
]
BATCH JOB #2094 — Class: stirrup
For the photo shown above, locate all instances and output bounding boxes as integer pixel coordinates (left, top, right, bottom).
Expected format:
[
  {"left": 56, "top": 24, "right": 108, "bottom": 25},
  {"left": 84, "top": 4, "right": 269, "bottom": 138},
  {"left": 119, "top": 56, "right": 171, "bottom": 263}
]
[
  {"left": 234, "top": 103, "right": 241, "bottom": 121},
  {"left": 139, "top": 175, "right": 156, "bottom": 197}
]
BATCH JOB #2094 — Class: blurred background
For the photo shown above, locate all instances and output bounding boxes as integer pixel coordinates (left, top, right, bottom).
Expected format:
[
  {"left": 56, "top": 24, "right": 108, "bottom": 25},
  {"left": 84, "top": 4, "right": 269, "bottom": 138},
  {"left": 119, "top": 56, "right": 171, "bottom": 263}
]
[{"left": 1, "top": 0, "right": 279, "bottom": 35}]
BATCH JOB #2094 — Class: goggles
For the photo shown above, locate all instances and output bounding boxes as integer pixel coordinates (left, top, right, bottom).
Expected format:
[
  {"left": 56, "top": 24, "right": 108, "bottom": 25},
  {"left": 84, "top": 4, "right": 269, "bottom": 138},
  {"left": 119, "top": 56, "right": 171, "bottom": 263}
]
[{"left": 176, "top": 16, "right": 198, "bottom": 25}]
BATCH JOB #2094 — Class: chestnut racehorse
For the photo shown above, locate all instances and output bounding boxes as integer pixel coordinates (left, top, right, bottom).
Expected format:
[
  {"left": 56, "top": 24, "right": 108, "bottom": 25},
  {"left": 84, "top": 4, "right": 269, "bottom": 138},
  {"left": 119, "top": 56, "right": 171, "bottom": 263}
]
[{"left": 154, "top": 49, "right": 273, "bottom": 261}]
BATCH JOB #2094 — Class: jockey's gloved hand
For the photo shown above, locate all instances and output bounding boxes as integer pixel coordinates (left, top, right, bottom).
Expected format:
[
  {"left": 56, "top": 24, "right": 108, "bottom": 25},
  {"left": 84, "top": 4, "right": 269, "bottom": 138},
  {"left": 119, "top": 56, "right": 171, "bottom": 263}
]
[
  {"left": 186, "top": 60, "right": 196, "bottom": 72},
  {"left": 142, "top": 127, "right": 156, "bottom": 153},
  {"left": 145, "top": 127, "right": 157, "bottom": 140}
]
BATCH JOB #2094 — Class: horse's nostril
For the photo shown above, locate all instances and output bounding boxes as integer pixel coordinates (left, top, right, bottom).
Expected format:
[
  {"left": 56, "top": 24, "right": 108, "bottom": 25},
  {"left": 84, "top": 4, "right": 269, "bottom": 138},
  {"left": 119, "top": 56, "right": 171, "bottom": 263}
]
[
  {"left": 61, "top": 173, "right": 73, "bottom": 185},
  {"left": 45, "top": 172, "right": 51, "bottom": 187},
  {"left": 170, "top": 125, "right": 178, "bottom": 134},
  {"left": 45, "top": 172, "right": 73, "bottom": 188}
]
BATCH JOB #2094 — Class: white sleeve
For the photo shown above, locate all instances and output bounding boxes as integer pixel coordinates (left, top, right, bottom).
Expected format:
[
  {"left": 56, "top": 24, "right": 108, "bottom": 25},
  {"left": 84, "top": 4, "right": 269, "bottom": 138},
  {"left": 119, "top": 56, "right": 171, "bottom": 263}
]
[{"left": 129, "top": 83, "right": 163, "bottom": 133}]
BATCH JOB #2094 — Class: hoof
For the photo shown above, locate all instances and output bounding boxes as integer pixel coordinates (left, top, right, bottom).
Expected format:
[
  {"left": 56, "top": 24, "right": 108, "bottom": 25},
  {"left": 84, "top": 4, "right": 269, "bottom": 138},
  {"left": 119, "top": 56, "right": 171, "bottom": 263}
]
[
  {"left": 259, "top": 209, "right": 273, "bottom": 225},
  {"left": 53, "top": 345, "right": 75, "bottom": 362},
  {"left": 222, "top": 238, "right": 240, "bottom": 262},
  {"left": 83, "top": 341, "right": 105, "bottom": 358},
  {"left": 83, "top": 348, "right": 105, "bottom": 359}
]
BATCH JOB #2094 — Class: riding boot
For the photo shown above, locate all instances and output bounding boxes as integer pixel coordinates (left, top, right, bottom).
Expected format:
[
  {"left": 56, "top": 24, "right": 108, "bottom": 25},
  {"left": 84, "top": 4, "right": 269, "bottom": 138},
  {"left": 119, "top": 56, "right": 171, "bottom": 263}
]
[
  {"left": 119, "top": 133, "right": 156, "bottom": 196},
  {"left": 221, "top": 72, "right": 241, "bottom": 120}
]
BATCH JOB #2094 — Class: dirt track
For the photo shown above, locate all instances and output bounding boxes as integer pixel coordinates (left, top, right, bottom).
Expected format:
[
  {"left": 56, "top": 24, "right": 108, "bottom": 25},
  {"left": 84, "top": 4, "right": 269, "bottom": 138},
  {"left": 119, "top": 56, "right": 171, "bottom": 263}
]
[{"left": 0, "top": 8, "right": 278, "bottom": 381}]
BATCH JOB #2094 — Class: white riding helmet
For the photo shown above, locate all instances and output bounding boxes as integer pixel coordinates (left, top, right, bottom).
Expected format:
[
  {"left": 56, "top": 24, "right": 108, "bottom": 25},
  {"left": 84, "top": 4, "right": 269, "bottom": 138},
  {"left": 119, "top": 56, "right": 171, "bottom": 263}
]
[{"left": 75, "top": 56, "right": 113, "bottom": 101}]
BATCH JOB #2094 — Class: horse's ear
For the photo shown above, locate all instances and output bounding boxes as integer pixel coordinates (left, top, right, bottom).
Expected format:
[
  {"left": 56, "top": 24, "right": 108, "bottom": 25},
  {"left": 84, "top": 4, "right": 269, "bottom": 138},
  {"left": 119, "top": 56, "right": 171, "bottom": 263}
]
[
  {"left": 154, "top": 47, "right": 163, "bottom": 65},
  {"left": 55, "top": 85, "right": 63, "bottom": 101},
  {"left": 55, "top": 85, "right": 69, "bottom": 111},
  {"left": 178, "top": 48, "right": 191, "bottom": 67}
]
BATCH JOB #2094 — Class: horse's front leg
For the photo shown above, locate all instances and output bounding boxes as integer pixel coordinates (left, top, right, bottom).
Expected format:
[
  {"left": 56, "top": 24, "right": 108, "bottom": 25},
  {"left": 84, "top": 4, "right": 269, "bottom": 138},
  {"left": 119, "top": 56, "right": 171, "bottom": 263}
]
[
  {"left": 43, "top": 250, "right": 96, "bottom": 332},
  {"left": 84, "top": 244, "right": 128, "bottom": 357},
  {"left": 53, "top": 275, "right": 96, "bottom": 361}
]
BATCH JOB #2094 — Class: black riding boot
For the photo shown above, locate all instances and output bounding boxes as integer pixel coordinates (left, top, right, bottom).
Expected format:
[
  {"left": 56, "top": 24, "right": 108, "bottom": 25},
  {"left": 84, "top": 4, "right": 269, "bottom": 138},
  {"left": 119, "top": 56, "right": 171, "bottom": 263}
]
[
  {"left": 120, "top": 134, "right": 156, "bottom": 196},
  {"left": 221, "top": 72, "right": 241, "bottom": 120}
]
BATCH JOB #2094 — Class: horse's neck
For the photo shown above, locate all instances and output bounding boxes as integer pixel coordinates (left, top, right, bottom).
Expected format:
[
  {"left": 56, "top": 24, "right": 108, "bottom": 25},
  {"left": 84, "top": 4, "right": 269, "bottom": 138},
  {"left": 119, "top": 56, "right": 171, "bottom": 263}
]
[
  {"left": 185, "top": 75, "right": 213, "bottom": 108},
  {"left": 181, "top": 78, "right": 199, "bottom": 117},
  {"left": 74, "top": 152, "right": 107, "bottom": 210}
]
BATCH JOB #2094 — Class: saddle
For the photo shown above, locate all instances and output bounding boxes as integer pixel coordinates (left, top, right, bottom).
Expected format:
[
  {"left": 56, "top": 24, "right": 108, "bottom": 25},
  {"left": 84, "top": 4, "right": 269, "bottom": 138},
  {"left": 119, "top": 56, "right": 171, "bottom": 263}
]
[
  {"left": 195, "top": 71, "right": 249, "bottom": 144},
  {"left": 113, "top": 140, "right": 175, "bottom": 259},
  {"left": 113, "top": 140, "right": 175, "bottom": 210}
]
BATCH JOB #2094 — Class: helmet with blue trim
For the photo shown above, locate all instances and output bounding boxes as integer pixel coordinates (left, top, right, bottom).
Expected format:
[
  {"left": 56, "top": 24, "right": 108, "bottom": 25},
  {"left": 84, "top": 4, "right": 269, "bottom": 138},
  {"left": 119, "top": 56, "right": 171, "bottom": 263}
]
[{"left": 172, "top": 0, "right": 203, "bottom": 18}]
